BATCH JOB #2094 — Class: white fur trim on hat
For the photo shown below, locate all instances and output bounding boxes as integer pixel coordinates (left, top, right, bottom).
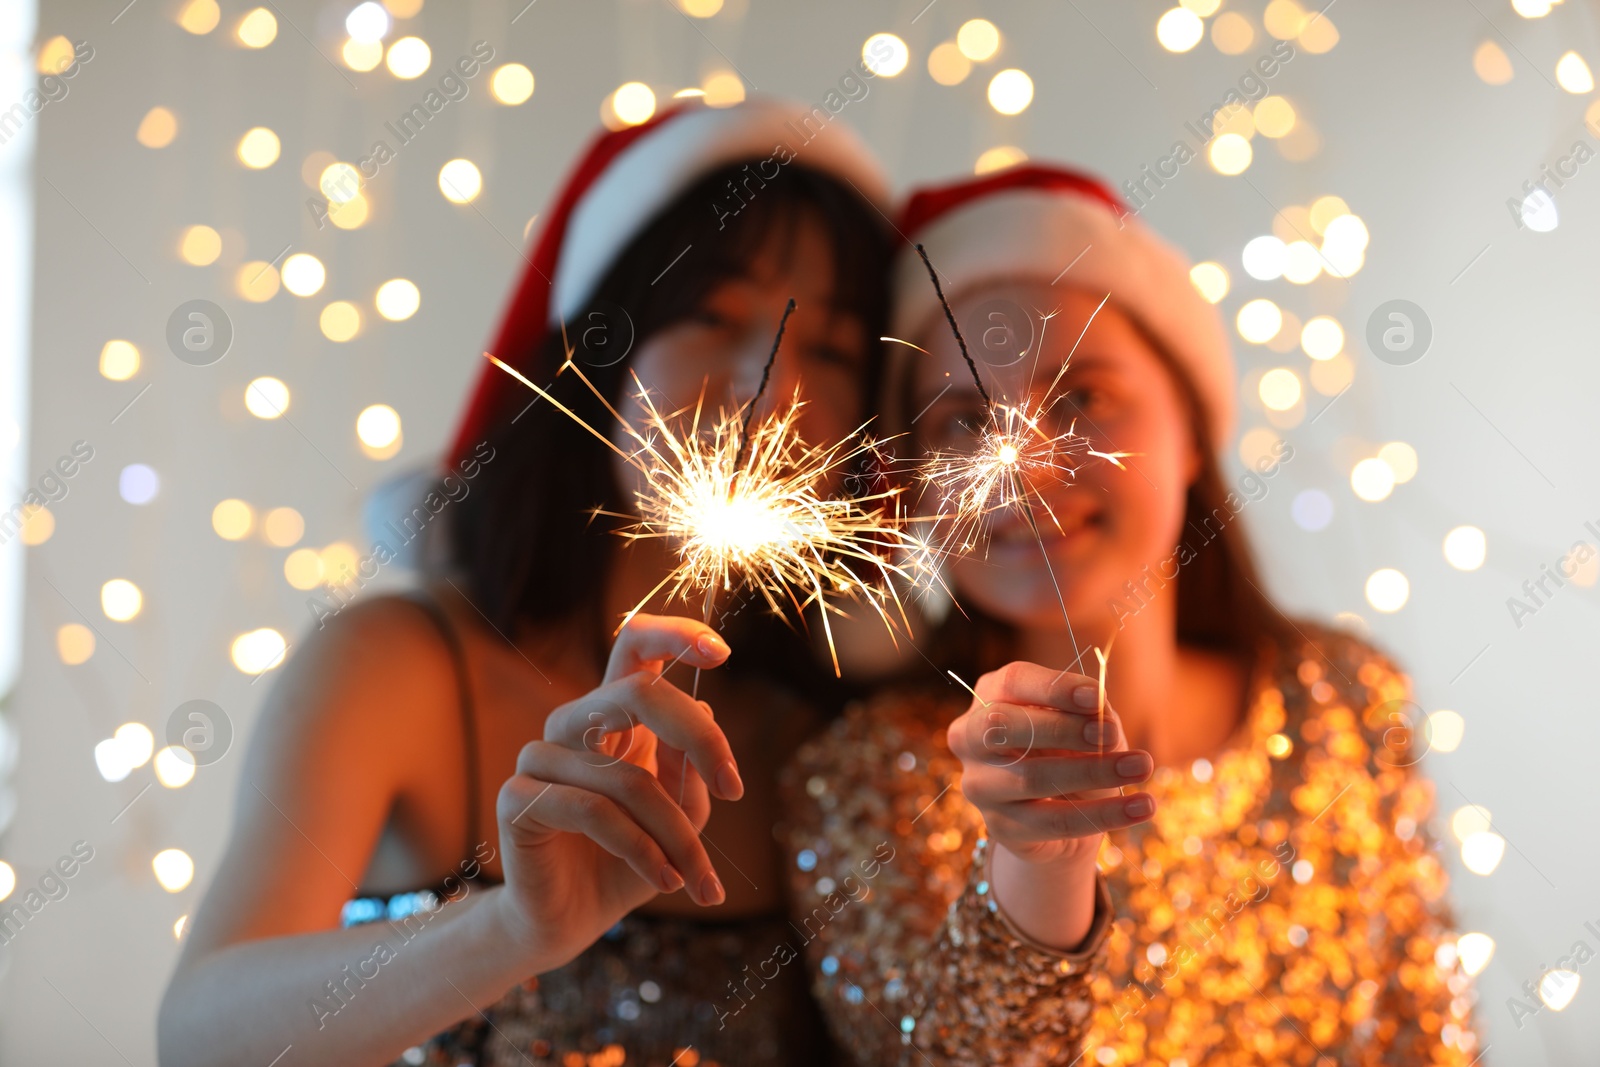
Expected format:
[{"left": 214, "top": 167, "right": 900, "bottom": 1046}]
[
  {"left": 892, "top": 189, "right": 1236, "bottom": 446},
  {"left": 552, "top": 99, "right": 891, "bottom": 325}
]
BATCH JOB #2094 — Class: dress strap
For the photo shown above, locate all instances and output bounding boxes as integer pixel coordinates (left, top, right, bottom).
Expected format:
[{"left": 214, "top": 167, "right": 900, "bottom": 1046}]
[{"left": 403, "top": 589, "right": 483, "bottom": 867}]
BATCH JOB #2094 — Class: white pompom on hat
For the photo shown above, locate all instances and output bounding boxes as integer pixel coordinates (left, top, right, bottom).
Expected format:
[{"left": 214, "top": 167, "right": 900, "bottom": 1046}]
[{"left": 890, "top": 164, "right": 1236, "bottom": 447}]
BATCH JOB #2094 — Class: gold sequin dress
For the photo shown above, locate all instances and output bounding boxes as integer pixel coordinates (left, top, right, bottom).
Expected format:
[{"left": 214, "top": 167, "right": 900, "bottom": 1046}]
[{"left": 776, "top": 624, "right": 1484, "bottom": 1066}]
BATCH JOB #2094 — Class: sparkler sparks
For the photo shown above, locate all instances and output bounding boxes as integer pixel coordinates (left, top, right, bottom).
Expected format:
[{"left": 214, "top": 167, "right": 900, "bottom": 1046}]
[
  {"left": 902, "top": 244, "right": 1132, "bottom": 669},
  {"left": 482, "top": 310, "right": 916, "bottom": 678}
]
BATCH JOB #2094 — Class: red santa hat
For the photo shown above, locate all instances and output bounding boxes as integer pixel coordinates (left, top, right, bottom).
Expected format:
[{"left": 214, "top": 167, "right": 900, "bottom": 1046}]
[
  {"left": 890, "top": 164, "right": 1236, "bottom": 447},
  {"left": 444, "top": 96, "right": 891, "bottom": 468}
]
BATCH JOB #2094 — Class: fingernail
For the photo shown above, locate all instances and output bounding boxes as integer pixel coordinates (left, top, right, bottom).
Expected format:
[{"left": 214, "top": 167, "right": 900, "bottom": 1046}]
[
  {"left": 1084, "top": 720, "right": 1113, "bottom": 745},
  {"left": 701, "top": 871, "right": 725, "bottom": 906},
  {"left": 1124, "top": 795, "right": 1155, "bottom": 819},
  {"left": 660, "top": 865, "right": 685, "bottom": 893},
  {"left": 1115, "top": 752, "right": 1153, "bottom": 779},
  {"left": 716, "top": 760, "right": 744, "bottom": 800},
  {"left": 697, "top": 633, "right": 729, "bottom": 657},
  {"left": 1072, "top": 685, "right": 1098, "bottom": 709}
]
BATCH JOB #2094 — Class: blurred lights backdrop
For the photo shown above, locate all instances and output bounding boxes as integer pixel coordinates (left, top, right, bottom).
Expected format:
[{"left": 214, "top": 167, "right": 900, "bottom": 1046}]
[{"left": 1, "top": 0, "right": 1598, "bottom": 1061}]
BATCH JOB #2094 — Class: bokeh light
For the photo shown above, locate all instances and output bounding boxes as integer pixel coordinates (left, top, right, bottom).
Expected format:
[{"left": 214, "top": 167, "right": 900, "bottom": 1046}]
[
  {"left": 1242, "top": 235, "right": 1287, "bottom": 280},
  {"left": 1208, "top": 132, "right": 1252, "bottom": 175},
  {"left": 1427, "top": 710, "right": 1465, "bottom": 753},
  {"left": 137, "top": 106, "right": 179, "bottom": 148},
  {"left": 491, "top": 63, "right": 534, "bottom": 104},
  {"left": 987, "top": 69, "right": 1033, "bottom": 115},
  {"left": 1300, "top": 315, "right": 1343, "bottom": 360},
  {"left": 245, "top": 377, "right": 290, "bottom": 419},
  {"left": 153, "top": 849, "right": 195, "bottom": 892},
  {"left": 974, "top": 146, "right": 1027, "bottom": 175},
  {"left": 263, "top": 507, "right": 305, "bottom": 547},
  {"left": 236, "top": 8, "right": 277, "bottom": 48},
  {"left": 119, "top": 464, "right": 160, "bottom": 505},
  {"left": 231, "top": 628, "right": 288, "bottom": 675},
  {"left": 177, "top": 0, "right": 220, "bottom": 35},
  {"left": 1460, "top": 831, "right": 1505, "bottom": 875},
  {"left": 1377, "top": 441, "right": 1417, "bottom": 483},
  {"left": 101, "top": 579, "right": 143, "bottom": 622},
  {"left": 281, "top": 253, "right": 326, "bottom": 296},
  {"left": 928, "top": 42, "right": 971, "bottom": 86},
  {"left": 375, "top": 278, "right": 421, "bottom": 320},
  {"left": 863, "top": 34, "right": 910, "bottom": 77},
  {"left": 701, "top": 71, "right": 745, "bottom": 107},
  {"left": 1236, "top": 299, "right": 1282, "bottom": 344},
  {"left": 57, "top": 623, "right": 95, "bottom": 665},
  {"left": 1443, "top": 526, "right": 1486, "bottom": 571},
  {"left": 155, "top": 746, "right": 197, "bottom": 788},
  {"left": 212, "top": 499, "right": 254, "bottom": 540},
  {"left": 1364, "top": 568, "right": 1409, "bottom": 613},
  {"left": 100, "top": 339, "right": 140, "bottom": 380},
  {"left": 179, "top": 225, "right": 221, "bottom": 266},
  {"left": 1258, "top": 368, "right": 1302, "bottom": 411},
  {"left": 1291, "top": 489, "right": 1333, "bottom": 531},
  {"left": 956, "top": 19, "right": 1000, "bottom": 61},
  {"left": 1350, "top": 457, "right": 1395, "bottom": 502},
  {"left": 237, "top": 126, "right": 280, "bottom": 168},
  {"left": 1156, "top": 8, "right": 1204, "bottom": 52},
  {"left": 438, "top": 159, "right": 482, "bottom": 203},
  {"left": 236, "top": 261, "right": 281, "bottom": 303},
  {"left": 1189, "top": 261, "right": 1230, "bottom": 303},
  {"left": 1557, "top": 51, "right": 1594, "bottom": 94},
  {"left": 611, "top": 81, "right": 657, "bottom": 125},
  {"left": 1473, "top": 40, "right": 1513, "bottom": 85},
  {"left": 320, "top": 301, "right": 362, "bottom": 342},
  {"left": 1211, "top": 11, "right": 1254, "bottom": 54},
  {"left": 385, "top": 36, "right": 431, "bottom": 78}
]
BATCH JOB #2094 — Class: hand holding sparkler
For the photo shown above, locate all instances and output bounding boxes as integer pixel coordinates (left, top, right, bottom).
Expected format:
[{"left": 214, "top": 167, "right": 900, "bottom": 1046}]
[
  {"left": 493, "top": 613, "right": 741, "bottom": 968},
  {"left": 944, "top": 661, "right": 1155, "bottom": 949}
]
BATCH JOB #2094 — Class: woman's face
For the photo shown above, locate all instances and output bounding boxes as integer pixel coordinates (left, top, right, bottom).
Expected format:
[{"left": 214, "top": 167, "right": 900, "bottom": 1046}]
[
  {"left": 611, "top": 217, "right": 868, "bottom": 500},
  {"left": 907, "top": 281, "right": 1199, "bottom": 635}
]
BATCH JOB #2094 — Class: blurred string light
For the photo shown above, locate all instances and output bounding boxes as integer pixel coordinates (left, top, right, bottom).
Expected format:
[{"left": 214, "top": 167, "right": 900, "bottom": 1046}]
[
  {"left": 1188, "top": 261, "right": 1229, "bottom": 303},
  {"left": 928, "top": 41, "right": 971, "bottom": 85},
  {"left": 100, "top": 339, "right": 140, "bottom": 380},
  {"left": 1512, "top": 0, "right": 1552, "bottom": 17},
  {"left": 345, "top": 2, "right": 391, "bottom": 42},
  {"left": 153, "top": 849, "right": 195, "bottom": 892},
  {"left": 1427, "top": 709, "right": 1466, "bottom": 752},
  {"left": 987, "top": 69, "right": 1033, "bottom": 114},
  {"left": 101, "top": 579, "right": 143, "bottom": 621},
  {"left": 1156, "top": 8, "right": 1205, "bottom": 53},
  {"left": 285, "top": 548, "right": 323, "bottom": 589},
  {"left": 702, "top": 72, "right": 745, "bottom": 107},
  {"left": 320, "top": 301, "right": 362, "bottom": 342},
  {"left": 233, "top": 126, "right": 278, "bottom": 167},
  {"left": 375, "top": 278, "right": 421, "bottom": 320},
  {"left": 1236, "top": 298, "right": 1282, "bottom": 344},
  {"left": 386, "top": 36, "right": 431, "bottom": 78},
  {"left": 1364, "top": 568, "right": 1409, "bottom": 612},
  {"left": 1538, "top": 970, "right": 1581, "bottom": 1011},
  {"left": 177, "top": 0, "right": 220, "bottom": 35},
  {"left": 1350, "top": 457, "right": 1395, "bottom": 502},
  {"left": 137, "top": 106, "right": 178, "bottom": 148},
  {"left": 957, "top": 19, "right": 1000, "bottom": 61},
  {"left": 1456, "top": 933, "right": 1494, "bottom": 976},
  {"left": 1378, "top": 441, "right": 1417, "bottom": 483},
  {"left": 1211, "top": 11, "right": 1254, "bottom": 54},
  {"left": 1443, "top": 525, "right": 1486, "bottom": 570},
  {"left": 119, "top": 464, "right": 160, "bottom": 504},
  {"left": 1208, "top": 132, "right": 1252, "bottom": 174},
  {"left": 263, "top": 507, "right": 304, "bottom": 547},
  {"left": 95, "top": 723, "right": 154, "bottom": 782},
  {"left": 1518, "top": 189, "right": 1558, "bottom": 232},
  {"left": 358, "top": 404, "right": 402, "bottom": 458},
  {"left": 231, "top": 628, "right": 288, "bottom": 675},
  {"left": 236, "top": 8, "right": 277, "bottom": 48},
  {"left": 57, "top": 623, "right": 95, "bottom": 665},
  {"left": 1473, "top": 40, "right": 1514, "bottom": 85},
  {"left": 1180, "top": 0, "right": 1221, "bottom": 14},
  {"left": 36, "top": 36, "right": 74, "bottom": 72},
  {"left": 0, "top": 862, "right": 12, "bottom": 902},
  {"left": 439, "top": 159, "right": 482, "bottom": 202},
  {"left": 491, "top": 63, "right": 534, "bottom": 105},
  {"left": 863, "top": 33, "right": 909, "bottom": 77},
  {"left": 245, "top": 376, "right": 290, "bottom": 419},
  {"left": 610, "top": 81, "right": 656, "bottom": 126},
  {"left": 19, "top": 505, "right": 52, "bottom": 545},
  {"left": 1253, "top": 96, "right": 1296, "bottom": 137},
  {"left": 281, "top": 253, "right": 326, "bottom": 296},
  {"left": 179, "top": 225, "right": 221, "bottom": 266},
  {"left": 1460, "top": 830, "right": 1505, "bottom": 875},
  {"left": 1450, "top": 804, "right": 1492, "bottom": 842},
  {"left": 1556, "top": 51, "right": 1594, "bottom": 93},
  {"left": 329, "top": 193, "right": 371, "bottom": 229},
  {"left": 383, "top": 0, "right": 423, "bottom": 16},
  {"left": 679, "top": 0, "right": 723, "bottom": 15},
  {"left": 1258, "top": 368, "right": 1302, "bottom": 411},
  {"left": 237, "top": 261, "right": 280, "bottom": 302},
  {"left": 1242, "top": 235, "right": 1287, "bottom": 280},
  {"left": 343, "top": 38, "right": 383, "bottom": 71},
  {"left": 320, "top": 162, "right": 362, "bottom": 203},
  {"left": 1238, "top": 427, "right": 1281, "bottom": 468},
  {"left": 974, "top": 145, "right": 1026, "bottom": 175},
  {"left": 154, "top": 746, "right": 197, "bottom": 788},
  {"left": 1291, "top": 488, "right": 1332, "bottom": 531},
  {"left": 1300, "top": 316, "right": 1342, "bottom": 359},
  {"left": 212, "top": 499, "right": 254, "bottom": 540}
]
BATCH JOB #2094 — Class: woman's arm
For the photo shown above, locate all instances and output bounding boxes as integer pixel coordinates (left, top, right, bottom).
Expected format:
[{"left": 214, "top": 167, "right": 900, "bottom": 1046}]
[
  {"left": 158, "top": 601, "right": 545, "bottom": 1067},
  {"left": 778, "top": 685, "right": 1121, "bottom": 1067}
]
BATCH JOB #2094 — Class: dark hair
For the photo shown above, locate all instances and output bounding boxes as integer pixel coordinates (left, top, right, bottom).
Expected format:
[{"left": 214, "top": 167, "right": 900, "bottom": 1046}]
[
  {"left": 447, "top": 162, "right": 893, "bottom": 693},
  {"left": 907, "top": 314, "right": 1292, "bottom": 680}
]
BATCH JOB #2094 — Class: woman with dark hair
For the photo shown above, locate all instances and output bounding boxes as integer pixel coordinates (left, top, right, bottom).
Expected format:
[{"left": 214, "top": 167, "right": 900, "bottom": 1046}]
[
  {"left": 771, "top": 166, "right": 1484, "bottom": 1064},
  {"left": 157, "top": 99, "right": 901, "bottom": 1067}
]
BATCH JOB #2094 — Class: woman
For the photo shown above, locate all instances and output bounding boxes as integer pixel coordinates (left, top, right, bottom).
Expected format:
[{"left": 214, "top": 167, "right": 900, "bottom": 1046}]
[
  {"left": 157, "top": 98, "right": 902, "bottom": 1067},
  {"left": 774, "top": 166, "right": 1484, "bottom": 1065}
]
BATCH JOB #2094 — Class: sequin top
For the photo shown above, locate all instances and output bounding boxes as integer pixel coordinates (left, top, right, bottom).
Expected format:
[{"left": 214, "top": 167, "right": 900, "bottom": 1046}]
[{"left": 777, "top": 623, "right": 1484, "bottom": 1066}]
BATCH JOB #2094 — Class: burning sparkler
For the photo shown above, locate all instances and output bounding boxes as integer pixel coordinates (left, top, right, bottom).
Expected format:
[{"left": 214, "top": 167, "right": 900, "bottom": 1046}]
[
  {"left": 899, "top": 244, "right": 1131, "bottom": 671},
  {"left": 482, "top": 303, "right": 916, "bottom": 679}
]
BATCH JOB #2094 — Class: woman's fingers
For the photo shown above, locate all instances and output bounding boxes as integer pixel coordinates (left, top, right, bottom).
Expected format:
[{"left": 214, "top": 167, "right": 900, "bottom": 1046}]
[
  {"left": 948, "top": 700, "right": 1128, "bottom": 759},
  {"left": 510, "top": 742, "right": 724, "bottom": 905},
  {"left": 603, "top": 613, "right": 730, "bottom": 684},
  {"left": 983, "top": 792, "right": 1157, "bottom": 844},
  {"left": 973, "top": 660, "right": 1096, "bottom": 711},
  {"left": 542, "top": 674, "right": 742, "bottom": 801},
  {"left": 960, "top": 751, "right": 1154, "bottom": 806},
  {"left": 497, "top": 774, "right": 685, "bottom": 896}
]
